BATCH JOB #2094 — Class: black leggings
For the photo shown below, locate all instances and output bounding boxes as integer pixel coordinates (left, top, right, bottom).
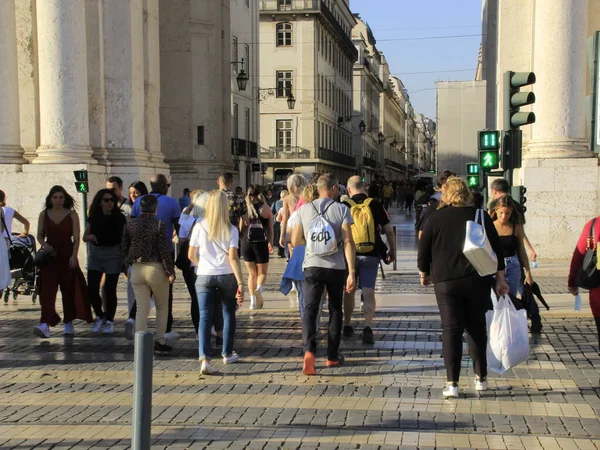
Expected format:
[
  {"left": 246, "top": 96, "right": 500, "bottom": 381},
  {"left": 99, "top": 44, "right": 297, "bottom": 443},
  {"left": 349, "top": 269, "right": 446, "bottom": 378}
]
[
  {"left": 434, "top": 275, "right": 490, "bottom": 383},
  {"left": 182, "top": 265, "right": 200, "bottom": 333},
  {"left": 88, "top": 270, "right": 120, "bottom": 322}
]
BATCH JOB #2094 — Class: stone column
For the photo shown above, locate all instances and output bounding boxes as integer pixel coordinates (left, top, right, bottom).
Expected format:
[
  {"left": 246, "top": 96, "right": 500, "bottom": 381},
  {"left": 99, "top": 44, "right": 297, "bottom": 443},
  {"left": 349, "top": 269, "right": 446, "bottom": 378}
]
[
  {"left": 0, "top": 0, "right": 25, "bottom": 163},
  {"left": 103, "top": 0, "right": 148, "bottom": 166},
  {"left": 526, "top": 0, "right": 589, "bottom": 158},
  {"left": 35, "top": 0, "right": 94, "bottom": 164}
]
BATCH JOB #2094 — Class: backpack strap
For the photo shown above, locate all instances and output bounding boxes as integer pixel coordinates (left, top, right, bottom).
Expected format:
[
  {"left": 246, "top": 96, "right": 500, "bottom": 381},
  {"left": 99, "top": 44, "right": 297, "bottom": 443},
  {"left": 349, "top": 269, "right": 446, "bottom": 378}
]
[
  {"left": 588, "top": 218, "right": 597, "bottom": 250},
  {"left": 363, "top": 198, "right": 373, "bottom": 207},
  {"left": 345, "top": 198, "right": 357, "bottom": 208}
]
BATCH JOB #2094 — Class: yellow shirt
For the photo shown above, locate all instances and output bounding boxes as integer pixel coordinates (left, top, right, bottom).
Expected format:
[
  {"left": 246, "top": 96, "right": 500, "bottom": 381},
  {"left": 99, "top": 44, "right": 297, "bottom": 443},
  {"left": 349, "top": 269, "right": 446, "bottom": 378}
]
[{"left": 383, "top": 185, "right": 393, "bottom": 198}]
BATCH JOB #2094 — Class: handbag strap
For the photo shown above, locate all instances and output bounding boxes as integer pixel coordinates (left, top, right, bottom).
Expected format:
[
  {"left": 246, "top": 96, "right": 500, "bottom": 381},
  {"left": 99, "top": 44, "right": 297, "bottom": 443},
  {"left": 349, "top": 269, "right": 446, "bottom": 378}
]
[
  {"left": 0, "top": 208, "right": 11, "bottom": 249},
  {"left": 476, "top": 209, "right": 488, "bottom": 241},
  {"left": 587, "top": 218, "right": 597, "bottom": 250}
]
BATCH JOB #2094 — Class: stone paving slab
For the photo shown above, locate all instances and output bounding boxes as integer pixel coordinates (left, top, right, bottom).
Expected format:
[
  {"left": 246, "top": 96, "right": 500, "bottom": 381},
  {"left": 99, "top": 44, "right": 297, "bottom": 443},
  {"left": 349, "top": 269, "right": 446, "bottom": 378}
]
[{"left": 0, "top": 306, "right": 599, "bottom": 449}]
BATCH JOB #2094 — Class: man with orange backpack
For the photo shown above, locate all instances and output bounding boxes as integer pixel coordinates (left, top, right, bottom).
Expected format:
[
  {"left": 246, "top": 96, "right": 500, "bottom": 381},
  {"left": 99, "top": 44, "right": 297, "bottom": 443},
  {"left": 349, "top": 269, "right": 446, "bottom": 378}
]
[{"left": 342, "top": 176, "right": 397, "bottom": 344}]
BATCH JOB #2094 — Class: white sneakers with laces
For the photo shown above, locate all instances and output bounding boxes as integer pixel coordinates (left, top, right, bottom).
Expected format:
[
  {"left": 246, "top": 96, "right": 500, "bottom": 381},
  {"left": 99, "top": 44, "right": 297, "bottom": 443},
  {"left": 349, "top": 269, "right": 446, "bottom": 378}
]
[
  {"left": 200, "top": 360, "right": 213, "bottom": 375},
  {"left": 442, "top": 383, "right": 459, "bottom": 398},
  {"left": 222, "top": 352, "right": 240, "bottom": 364},
  {"left": 34, "top": 323, "right": 50, "bottom": 339},
  {"left": 63, "top": 322, "right": 74, "bottom": 336},
  {"left": 91, "top": 317, "right": 104, "bottom": 333},
  {"left": 475, "top": 377, "right": 488, "bottom": 391}
]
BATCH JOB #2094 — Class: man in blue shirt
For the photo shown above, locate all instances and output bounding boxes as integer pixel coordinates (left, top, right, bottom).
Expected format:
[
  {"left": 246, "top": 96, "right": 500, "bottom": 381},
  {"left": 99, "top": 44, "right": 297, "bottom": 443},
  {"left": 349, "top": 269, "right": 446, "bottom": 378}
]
[
  {"left": 127, "top": 174, "right": 181, "bottom": 341},
  {"left": 179, "top": 188, "right": 191, "bottom": 211}
]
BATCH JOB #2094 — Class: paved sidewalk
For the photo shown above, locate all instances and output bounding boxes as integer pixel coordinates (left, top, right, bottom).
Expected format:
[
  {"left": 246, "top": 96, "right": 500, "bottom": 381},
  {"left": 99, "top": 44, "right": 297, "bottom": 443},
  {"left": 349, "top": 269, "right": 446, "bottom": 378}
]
[{"left": 0, "top": 206, "right": 597, "bottom": 449}]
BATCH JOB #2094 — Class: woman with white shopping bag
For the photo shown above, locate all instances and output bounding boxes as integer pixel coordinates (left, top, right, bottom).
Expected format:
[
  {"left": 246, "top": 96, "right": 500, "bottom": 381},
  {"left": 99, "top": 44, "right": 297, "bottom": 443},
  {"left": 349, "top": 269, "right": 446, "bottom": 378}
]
[{"left": 418, "top": 177, "right": 509, "bottom": 398}]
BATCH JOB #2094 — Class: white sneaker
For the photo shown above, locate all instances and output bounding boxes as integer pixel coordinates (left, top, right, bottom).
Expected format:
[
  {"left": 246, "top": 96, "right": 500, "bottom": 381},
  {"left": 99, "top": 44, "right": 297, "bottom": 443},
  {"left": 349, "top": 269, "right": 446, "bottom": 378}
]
[
  {"left": 222, "top": 352, "right": 240, "bottom": 364},
  {"left": 102, "top": 321, "right": 114, "bottom": 334},
  {"left": 91, "top": 317, "right": 104, "bottom": 333},
  {"left": 164, "top": 331, "right": 180, "bottom": 341},
  {"left": 443, "top": 384, "right": 459, "bottom": 398},
  {"left": 249, "top": 299, "right": 257, "bottom": 310},
  {"left": 63, "top": 322, "right": 74, "bottom": 336},
  {"left": 200, "top": 360, "right": 213, "bottom": 375},
  {"left": 288, "top": 290, "right": 298, "bottom": 308},
  {"left": 254, "top": 288, "right": 264, "bottom": 309},
  {"left": 475, "top": 378, "right": 488, "bottom": 391},
  {"left": 33, "top": 323, "right": 50, "bottom": 339},
  {"left": 125, "top": 318, "right": 135, "bottom": 340}
]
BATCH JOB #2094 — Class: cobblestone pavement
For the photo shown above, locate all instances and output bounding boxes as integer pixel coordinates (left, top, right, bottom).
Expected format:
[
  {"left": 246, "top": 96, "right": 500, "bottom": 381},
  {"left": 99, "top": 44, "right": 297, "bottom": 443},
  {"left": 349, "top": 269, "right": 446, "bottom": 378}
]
[
  {"left": 1, "top": 207, "right": 594, "bottom": 449},
  {"left": 0, "top": 303, "right": 599, "bottom": 449}
]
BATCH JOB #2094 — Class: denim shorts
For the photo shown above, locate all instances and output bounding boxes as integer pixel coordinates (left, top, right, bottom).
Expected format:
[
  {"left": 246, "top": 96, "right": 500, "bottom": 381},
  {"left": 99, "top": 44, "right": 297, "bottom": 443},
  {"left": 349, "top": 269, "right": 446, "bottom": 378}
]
[{"left": 356, "top": 255, "right": 380, "bottom": 289}]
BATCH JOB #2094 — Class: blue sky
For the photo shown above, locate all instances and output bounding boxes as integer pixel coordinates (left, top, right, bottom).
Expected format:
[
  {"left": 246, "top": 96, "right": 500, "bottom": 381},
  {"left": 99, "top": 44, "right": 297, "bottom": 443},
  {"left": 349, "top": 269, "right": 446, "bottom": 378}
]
[{"left": 350, "top": 0, "right": 483, "bottom": 120}]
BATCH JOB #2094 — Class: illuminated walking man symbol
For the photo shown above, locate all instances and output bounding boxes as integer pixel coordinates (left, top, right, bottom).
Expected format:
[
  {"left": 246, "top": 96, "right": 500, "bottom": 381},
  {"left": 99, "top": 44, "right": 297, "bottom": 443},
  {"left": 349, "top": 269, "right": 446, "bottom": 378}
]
[
  {"left": 468, "top": 177, "right": 477, "bottom": 187},
  {"left": 483, "top": 153, "right": 495, "bottom": 167}
]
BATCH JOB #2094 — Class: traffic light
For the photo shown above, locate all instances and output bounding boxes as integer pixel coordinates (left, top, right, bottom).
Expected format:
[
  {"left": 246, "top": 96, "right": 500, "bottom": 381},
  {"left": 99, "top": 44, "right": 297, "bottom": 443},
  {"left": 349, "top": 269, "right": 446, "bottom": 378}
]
[
  {"left": 478, "top": 130, "right": 500, "bottom": 171},
  {"left": 466, "top": 175, "right": 480, "bottom": 188},
  {"left": 511, "top": 185, "right": 527, "bottom": 213},
  {"left": 466, "top": 163, "right": 479, "bottom": 175},
  {"left": 503, "top": 71, "right": 536, "bottom": 130},
  {"left": 73, "top": 170, "right": 88, "bottom": 194}
]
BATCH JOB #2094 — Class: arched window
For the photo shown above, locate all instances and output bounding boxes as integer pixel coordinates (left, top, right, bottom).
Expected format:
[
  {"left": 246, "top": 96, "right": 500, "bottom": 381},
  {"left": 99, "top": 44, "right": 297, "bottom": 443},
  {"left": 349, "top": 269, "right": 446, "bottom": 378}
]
[{"left": 276, "top": 22, "right": 292, "bottom": 47}]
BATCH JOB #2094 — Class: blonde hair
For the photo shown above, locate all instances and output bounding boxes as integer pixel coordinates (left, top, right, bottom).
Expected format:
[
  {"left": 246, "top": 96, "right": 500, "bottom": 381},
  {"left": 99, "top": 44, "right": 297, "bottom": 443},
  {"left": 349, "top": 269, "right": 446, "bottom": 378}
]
[
  {"left": 301, "top": 184, "right": 319, "bottom": 203},
  {"left": 205, "top": 190, "right": 231, "bottom": 241},
  {"left": 438, "top": 176, "right": 474, "bottom": 208},
  {"left": 280, "top": 189, "right": 289, "bottom": 199},
  {"left": 190, "top": 190, "right": 208, "bottom": 218},
  {"left": 287, "top": 174, "right": 307, "bottom": 195},
  {"left": 245, "top": 185, "right": 266, "bottom": 219}
]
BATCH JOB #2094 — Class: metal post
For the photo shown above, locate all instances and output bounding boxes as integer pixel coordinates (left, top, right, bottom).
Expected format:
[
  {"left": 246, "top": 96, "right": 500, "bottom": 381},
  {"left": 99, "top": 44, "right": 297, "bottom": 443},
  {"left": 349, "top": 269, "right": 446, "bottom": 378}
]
[
  {"left": 81, "top": 192, "right": 88, "bottom": 222},
  {"left": 132, "top": 331, "right": 154, "bottom": 450},
  {"left": 392, "top": 226, "right": 397, "bottom": 271}
]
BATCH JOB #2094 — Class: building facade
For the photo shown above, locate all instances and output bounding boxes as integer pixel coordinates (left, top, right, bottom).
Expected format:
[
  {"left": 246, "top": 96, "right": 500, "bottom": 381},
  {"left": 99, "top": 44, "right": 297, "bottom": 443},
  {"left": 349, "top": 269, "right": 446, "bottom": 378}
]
[
  {"left": 351, "top": 16, "right": 383, "bottom": 183},
  {"left": 258, "top": 0, "right": 358, "bottom": 184},
  {"left": 481, "top": 0, "right": 600, "bottom": 259}
]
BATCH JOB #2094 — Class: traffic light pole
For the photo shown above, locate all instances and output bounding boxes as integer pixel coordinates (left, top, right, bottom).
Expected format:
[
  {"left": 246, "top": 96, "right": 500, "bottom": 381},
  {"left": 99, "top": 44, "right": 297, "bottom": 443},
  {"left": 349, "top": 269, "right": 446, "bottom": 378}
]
[{"left": 81, "top": 192, "right": 88, "bottom": 222}]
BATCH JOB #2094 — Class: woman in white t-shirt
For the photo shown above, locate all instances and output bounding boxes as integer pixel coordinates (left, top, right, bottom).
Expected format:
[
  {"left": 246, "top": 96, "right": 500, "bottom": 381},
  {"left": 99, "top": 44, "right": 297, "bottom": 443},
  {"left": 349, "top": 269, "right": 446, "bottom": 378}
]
[
  {"left": 188, "top": 190, "right": 244, "bottom": 375},
  {"left": 0, "top": 190, "right": 30, "bottom": 238}
]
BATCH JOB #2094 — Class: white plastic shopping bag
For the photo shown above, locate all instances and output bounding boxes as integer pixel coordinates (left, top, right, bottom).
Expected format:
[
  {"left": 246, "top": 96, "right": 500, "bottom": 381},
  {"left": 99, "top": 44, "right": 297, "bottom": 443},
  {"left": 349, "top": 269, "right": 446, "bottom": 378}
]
[{"left": 486, "top": 291, "right": 530, "bottom": 374}]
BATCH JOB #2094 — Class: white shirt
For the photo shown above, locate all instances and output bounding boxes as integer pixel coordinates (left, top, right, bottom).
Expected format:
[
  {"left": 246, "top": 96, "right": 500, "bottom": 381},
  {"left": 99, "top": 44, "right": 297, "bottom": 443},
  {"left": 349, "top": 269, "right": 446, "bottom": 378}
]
[
  {"left": 1, "top": 207, "right": 15, "bottom": 238},
  {"left": 189, "top": 219, "right": 239, "bottom": 275},
  {"left": 286, "top": 211, "right": 299, "bottom": 230}
]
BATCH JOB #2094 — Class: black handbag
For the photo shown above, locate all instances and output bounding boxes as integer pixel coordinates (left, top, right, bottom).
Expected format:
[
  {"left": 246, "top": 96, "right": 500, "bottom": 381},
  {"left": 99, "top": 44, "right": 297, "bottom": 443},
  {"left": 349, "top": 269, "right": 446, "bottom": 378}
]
[
  {"left": 575, "top": 218, "right": 600, "bottom": 289},
  {"left": 175, "top": 219, "right": 198, "bottom": 271},
  {"left": 33, "top": 248, "right": 56, "bottom": 267}
]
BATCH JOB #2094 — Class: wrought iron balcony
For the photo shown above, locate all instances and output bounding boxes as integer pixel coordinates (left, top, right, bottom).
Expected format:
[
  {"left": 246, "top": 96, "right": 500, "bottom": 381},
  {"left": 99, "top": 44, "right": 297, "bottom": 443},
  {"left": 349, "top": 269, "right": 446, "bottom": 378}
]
[
  {"left": 260, "top": 0, "right": 319, "bottom": 13},
  {"left": 318, "top": 147, "right": 356, "bottom": 167},
  {"left": 260, "top": 146, "right": 312, "bottom": 160},
  {"left": 231, "top": 138, "right": 259, "bottom": 158},
  {"left": 363, "top": 156, "right": 377, "bottom": 168}
]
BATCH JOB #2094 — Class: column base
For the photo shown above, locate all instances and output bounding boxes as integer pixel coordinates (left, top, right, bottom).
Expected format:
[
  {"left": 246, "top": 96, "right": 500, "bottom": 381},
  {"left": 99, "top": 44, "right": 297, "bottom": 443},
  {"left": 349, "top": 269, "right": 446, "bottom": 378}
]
[
  {"left": 0, "top": 145, "right": 27, "bottom": 164},
  {"left": 525, "top": 139, "right": 590, "bottom": 159},
  {"left": 33, "top": 145, "right": 95, "bottom": 164},
  {"left": 519, "top": 157, "right": 600, "bottom": 259}
]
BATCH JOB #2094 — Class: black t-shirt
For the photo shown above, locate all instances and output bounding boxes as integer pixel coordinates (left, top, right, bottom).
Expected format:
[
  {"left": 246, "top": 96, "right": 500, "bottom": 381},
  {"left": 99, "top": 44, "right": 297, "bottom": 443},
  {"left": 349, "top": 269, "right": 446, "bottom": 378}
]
[
  {"left": 343, "top": 193, "right": 390, "bottom": 257},
  {"left": 88, "top": 211, "right": 127, "bottom": 246}
]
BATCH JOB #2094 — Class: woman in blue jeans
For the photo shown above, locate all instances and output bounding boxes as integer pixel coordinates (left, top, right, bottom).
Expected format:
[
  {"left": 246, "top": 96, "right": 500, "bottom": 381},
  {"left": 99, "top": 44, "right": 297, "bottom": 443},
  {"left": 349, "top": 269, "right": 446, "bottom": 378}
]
[
  {"left": 490, "top": 195, "right": 533, "bottom": 295},
  {"left": 188, "top": 190, "right": 244, "bottom": 374}
]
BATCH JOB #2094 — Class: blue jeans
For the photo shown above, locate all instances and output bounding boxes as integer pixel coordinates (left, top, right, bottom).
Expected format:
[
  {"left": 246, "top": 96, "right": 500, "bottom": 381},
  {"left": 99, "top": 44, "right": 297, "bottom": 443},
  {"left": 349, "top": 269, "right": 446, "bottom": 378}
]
[
  {"left": 504, "top": 256, "right": 521, "bottom": 296},
  {"left": 195, "top": 274, "right": 238, "bottom": 360}
]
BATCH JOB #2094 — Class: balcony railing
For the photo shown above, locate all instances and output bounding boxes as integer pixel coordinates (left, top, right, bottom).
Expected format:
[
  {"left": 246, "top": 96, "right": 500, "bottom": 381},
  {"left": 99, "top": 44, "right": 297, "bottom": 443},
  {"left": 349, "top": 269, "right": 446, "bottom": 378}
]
[
  {"left": 363, "top": 156, "right": 377, "bottom": 168},
  {"left": 318, "top": 147, "right": 356, "bottom": 167},
  {"left": 231, "top": 138, "right": 258, "bottom": 158},
  {"left": 385, "top": 158, "right": 405, "bottom": 171},
  {"left": 260, "top": 146, "right": 312, "bottom": 159},
  {"left": 260, "top": 0, "right": 319, "bottom": 12}
]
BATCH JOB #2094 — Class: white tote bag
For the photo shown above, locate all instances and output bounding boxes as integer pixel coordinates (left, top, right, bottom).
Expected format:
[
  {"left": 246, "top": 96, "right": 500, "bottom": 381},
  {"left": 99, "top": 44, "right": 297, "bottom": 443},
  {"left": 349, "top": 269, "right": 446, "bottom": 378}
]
[{"left": 463, "top": 209, "right": 498, "bottom": 276}]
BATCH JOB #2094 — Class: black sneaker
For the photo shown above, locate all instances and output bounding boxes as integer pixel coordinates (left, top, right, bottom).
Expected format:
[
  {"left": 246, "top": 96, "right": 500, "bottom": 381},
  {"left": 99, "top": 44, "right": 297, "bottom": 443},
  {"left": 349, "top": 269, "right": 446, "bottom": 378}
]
[
  {"left": 154, "top": 342, "right": 172, "bottom": 353},
  {"left": 362, "top": 326, "right": 374, "bottom": 345},
  {"left": 343, "top": 325, "right": 354, "bottom": 337}
]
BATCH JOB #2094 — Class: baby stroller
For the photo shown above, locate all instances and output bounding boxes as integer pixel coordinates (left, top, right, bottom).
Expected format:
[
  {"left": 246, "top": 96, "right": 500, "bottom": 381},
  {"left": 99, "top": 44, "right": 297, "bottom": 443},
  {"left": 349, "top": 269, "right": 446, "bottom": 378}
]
[{"left": 3, "top": 233, "right": 39, "bottom": 303}]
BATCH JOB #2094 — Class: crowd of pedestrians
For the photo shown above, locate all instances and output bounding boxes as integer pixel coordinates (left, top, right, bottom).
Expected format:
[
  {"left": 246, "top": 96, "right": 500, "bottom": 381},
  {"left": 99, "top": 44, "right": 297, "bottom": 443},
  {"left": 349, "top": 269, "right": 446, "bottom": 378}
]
[{"left": 2, "top": 169, "right": 600, "bottom": 395}]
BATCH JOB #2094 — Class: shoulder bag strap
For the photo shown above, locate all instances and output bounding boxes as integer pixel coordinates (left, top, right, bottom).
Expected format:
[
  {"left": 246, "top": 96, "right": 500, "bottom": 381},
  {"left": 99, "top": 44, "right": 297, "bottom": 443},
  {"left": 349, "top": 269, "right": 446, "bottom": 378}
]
[
  {"left": 588, "top": 218, "right": 597, "bottom": 250},
  {"left": 479, "top": 209, "right": 488, "bottom": 241}
]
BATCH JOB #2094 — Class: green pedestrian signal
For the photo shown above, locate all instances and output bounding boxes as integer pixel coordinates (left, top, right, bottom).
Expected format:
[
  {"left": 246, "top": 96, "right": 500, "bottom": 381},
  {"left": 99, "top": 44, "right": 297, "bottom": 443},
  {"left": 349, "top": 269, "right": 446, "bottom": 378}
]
[
  {"left": 478, "top": 130, "right": 500, "bottom": 150},
  {"left": 466, "top": 175, "right": 480, "bottom": 188},
  {"left": 75, "top": 181, "right": 89, "bottom": 193},
  {"left": 479, "top": 150, "right": 499, "bottom": 171},
  {"left": 73, "top": 169, "right": 88, "bottom": 182},
  {"left": 466, "top": 163, "right": 479, "bottom": 175}
]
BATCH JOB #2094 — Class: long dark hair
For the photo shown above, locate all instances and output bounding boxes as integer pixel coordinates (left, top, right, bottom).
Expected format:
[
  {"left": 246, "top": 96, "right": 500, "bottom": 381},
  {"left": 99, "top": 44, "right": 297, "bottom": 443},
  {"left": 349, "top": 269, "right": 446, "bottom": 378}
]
[
  {"left": 489, "top": 195, "right": 523, "bottom": 225},
  {"left": 128, "top": 181, "right": 148, "bottom": 203},
  {"left": 88, "top": 189, "right": 119, "bottom": 222},
  {"left": 44, "top": 185, "right": 75, "bottom": 210},
  {"left": 0, "top": 190, "right": 5, "bottom": 206}
]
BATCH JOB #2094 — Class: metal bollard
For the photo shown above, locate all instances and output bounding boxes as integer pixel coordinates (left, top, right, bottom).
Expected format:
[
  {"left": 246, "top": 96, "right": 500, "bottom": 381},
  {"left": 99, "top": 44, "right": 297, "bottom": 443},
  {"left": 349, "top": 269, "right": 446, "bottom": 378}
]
[
  {"left": 132, "top": 331, "right": 154, "bottom": 450},
  {"left": 392, "top": 226, "right": 397, "bottom": 271}
]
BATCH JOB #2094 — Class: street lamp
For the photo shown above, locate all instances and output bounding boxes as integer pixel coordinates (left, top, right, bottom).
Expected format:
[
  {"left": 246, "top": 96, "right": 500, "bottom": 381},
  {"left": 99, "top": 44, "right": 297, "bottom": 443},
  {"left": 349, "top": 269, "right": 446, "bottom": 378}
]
[
  {"left": 359, "top": 120, "right": 366, "bottom": 134},
  {"left": 286, "top": 91, "right": 296, "bottom": 110},
  {"left": 231, "top": 58, "right": 249, "bottom": 91},
  {"left": 378, "top": 133, "right": 397, "bottom": 147}
]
